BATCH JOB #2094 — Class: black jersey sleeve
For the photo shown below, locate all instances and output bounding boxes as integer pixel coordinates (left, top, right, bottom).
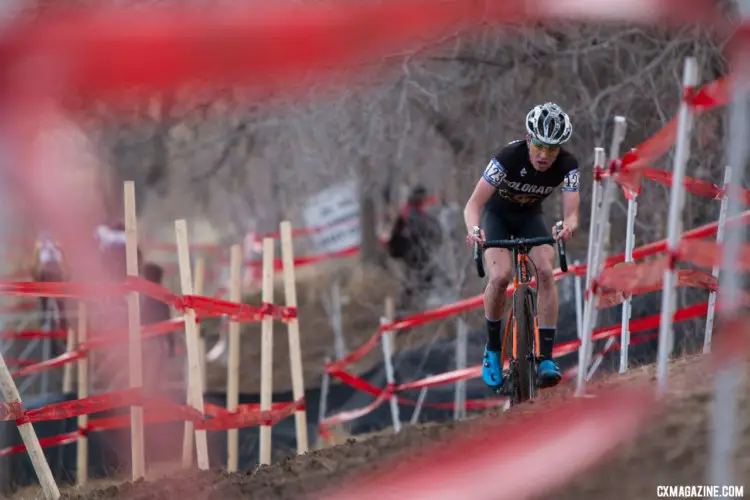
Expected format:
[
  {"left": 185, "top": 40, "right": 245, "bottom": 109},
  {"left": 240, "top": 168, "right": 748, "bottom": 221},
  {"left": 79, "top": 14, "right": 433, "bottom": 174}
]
[
  {"left": 482, "top": 142, "right": 520, "bottom": 187},
  {"left": 560, "top": 156, "right": 580, "bottom": 193}
]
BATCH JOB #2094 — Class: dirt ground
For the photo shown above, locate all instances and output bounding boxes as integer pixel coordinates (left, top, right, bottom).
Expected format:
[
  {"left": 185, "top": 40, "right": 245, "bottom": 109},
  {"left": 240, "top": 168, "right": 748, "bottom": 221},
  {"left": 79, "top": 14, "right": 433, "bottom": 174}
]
[{"left": 38, "top": 354, "right": 748, "bottom": 500}]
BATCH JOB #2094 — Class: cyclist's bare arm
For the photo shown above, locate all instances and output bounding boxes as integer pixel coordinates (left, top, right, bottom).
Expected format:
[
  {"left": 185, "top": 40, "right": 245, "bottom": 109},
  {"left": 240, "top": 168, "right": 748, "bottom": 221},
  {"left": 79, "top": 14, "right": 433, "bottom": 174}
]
[
  {"left": 463, "top": 176, "right": 495, "bottom": 234},
  {"left": 561, "top": 190, "right": 580, "bottom": 232}
]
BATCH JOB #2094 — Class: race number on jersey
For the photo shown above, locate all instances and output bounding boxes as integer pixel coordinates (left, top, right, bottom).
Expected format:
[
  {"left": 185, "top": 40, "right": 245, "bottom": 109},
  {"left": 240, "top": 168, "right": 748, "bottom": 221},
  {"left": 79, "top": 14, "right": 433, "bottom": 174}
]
[
  {"left": 483, "top": 159, "right": 507, "bottom": 187},
  {"left": 561, "top": 168, "right": 580, "bottom": 192}
]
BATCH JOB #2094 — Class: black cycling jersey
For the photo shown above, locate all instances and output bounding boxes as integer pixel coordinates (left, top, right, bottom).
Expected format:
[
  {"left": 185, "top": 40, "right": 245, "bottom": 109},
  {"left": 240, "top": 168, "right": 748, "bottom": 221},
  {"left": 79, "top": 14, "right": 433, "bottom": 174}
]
[{"left": 482, "top": 140, "right": 579, "bottom": 213}]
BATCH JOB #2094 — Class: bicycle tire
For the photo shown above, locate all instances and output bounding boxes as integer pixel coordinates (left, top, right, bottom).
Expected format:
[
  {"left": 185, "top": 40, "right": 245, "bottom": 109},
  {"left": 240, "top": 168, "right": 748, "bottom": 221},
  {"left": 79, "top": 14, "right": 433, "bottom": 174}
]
[{"left": 512, "top": 283, "right": 537, "bottom": 404}]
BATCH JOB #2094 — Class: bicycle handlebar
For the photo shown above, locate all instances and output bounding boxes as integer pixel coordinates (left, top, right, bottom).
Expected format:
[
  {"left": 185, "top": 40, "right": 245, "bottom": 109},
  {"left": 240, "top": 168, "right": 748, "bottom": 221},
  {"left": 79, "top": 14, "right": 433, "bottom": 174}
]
[
  {"left": 473, "top": 221, "right": 568, "bottom": 278},
  {"left": 482, "top": 236, "right": 556, "bottom": 249}
]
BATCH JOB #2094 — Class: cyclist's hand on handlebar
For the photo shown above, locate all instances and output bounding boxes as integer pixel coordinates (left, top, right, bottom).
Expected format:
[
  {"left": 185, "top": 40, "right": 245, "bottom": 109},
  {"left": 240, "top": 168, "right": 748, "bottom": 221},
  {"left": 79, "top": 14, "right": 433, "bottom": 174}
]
[
  {"left": 553, "top": 222, "right": 574, "bottom": 242},
  {"left": 466, "top": 227, "right": 486, "bottom": 247}
]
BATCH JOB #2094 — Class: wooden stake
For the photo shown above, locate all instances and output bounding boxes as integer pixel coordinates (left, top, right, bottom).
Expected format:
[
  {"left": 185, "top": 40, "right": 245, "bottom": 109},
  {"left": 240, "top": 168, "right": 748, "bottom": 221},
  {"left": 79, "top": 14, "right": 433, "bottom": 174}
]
[
  {"left": 124, "top": 181, "right": 145, "bottom": 480},
  {"left": 259, "top": 237, "right": 275, "bottom": 465},
  {"left": 75, "top": 302, "right": 89, "bottom": 486},
  {"left": 0, "top": 353, "right": 60, "bottom": 498},
  {"left": 175, "top": 219, "right": 210, "bottom": 470},
  {"left": 227, "top": 244, "right": 242, "bottom": 472},
  {"left": 280, "top": 221, "right": 309, "bottom": 454}
]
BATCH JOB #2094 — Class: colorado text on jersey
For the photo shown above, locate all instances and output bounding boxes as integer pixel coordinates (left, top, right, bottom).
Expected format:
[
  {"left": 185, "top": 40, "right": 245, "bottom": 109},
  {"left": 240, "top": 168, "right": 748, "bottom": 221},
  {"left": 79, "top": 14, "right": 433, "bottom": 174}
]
[{"left": 483, "top": 158, "right": 579, "bottom": 194}]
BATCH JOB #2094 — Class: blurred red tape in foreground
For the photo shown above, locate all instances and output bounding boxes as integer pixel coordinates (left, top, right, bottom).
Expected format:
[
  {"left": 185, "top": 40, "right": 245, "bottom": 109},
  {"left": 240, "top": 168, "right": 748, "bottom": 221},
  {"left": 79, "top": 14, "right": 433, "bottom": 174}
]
[
  {"left": 0, "top": 0, "right": 718, "bottom": 104},
  {"left": 322, "top": 387, "right": 656, "bottom": 500}
]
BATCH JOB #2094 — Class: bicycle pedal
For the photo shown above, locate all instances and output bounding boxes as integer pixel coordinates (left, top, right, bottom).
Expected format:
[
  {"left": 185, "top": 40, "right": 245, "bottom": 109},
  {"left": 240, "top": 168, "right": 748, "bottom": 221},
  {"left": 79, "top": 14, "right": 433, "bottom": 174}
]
[{"left": 493, "top": 375, "right": 514, "bottom": 396}]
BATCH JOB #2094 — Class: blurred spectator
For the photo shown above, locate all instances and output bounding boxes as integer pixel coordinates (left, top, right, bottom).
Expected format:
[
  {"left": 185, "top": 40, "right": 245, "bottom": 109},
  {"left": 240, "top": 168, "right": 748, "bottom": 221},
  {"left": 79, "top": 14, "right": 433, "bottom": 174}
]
[
  {"left": 140, "top": 262, "right": 175, "bottom": 393},
  {"left": 95, "top": 219, "right": 143, "bottom": 281},
  {"left": 31, "top": 230, "right": 70, "bottom": 345},
  {"left": 386, "top": 185, "right": 444, "bottom": 311}
]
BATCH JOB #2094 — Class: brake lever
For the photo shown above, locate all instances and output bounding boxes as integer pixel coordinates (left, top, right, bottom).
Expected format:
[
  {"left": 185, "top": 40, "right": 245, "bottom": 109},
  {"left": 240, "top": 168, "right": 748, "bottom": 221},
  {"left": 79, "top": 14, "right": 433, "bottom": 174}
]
[
  {"left": 554, "top": 221, "right": 568, "bottom": 272},
  {"left": 472, "top": 226, "right": 485, "bottom": 278},
  {"left": 554, "top": 220, "right": 563, "bottom": 238}
]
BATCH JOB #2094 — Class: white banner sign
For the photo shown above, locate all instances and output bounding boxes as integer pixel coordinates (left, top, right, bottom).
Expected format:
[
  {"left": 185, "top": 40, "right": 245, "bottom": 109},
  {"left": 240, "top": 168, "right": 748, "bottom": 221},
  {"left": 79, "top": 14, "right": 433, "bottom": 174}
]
[{"left": 303, "top": 180, "right": 361, "bottom": 254}]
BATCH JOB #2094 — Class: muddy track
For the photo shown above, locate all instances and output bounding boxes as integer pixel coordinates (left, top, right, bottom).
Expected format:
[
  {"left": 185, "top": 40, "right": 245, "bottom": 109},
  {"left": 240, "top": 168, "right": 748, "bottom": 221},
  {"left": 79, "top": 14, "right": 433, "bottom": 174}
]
[{"left": 60, "top": 356, "right": 750, "bottom": 500}]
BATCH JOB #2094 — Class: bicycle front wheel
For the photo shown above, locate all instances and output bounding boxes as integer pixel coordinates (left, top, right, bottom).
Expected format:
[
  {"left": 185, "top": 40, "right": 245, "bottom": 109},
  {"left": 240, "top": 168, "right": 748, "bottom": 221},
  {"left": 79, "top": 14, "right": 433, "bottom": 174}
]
[{"left": 512, "top": 284, "right": 537, "bottom": 403}]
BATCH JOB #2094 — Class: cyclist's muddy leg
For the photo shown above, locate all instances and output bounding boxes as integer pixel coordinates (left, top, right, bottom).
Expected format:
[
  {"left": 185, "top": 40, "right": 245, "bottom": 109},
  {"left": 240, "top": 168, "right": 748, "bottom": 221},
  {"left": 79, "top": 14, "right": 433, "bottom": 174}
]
[
  {"left": 529, "top": 244, "right": 557, "bottom": 358},
  {"left": 483, "top": 248, "right": 512, "bottom": 351}
]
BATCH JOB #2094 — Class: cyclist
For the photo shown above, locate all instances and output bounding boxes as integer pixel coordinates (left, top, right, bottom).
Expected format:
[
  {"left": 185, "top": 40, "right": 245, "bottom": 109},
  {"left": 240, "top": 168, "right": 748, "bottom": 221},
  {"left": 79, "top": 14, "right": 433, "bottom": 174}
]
[
  {"left": 31, "top": 230, "right": 70, "bottom": 332},
  {"left": 463, "top": 102, "right": 579, "bottom": 391}
]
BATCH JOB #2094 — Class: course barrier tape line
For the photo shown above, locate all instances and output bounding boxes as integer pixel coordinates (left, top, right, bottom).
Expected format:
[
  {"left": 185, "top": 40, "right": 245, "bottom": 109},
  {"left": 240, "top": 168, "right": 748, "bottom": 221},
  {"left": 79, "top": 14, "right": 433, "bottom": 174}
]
[
  {"left": 0, "top": 300, "right": 36, "bottom": 314},
  {"left": 600, "top": 210, "right": 750, "bottom": 268},
  {"left": 552, "top": 303, "right": 707, "bottom": 357},
  {"left": 602, "top": 75, "right": 732, "bottom": 200},
  {"left": 10, "top": 317, "right": 188, "bottom": 378},
  {"left": 328, "top": 236, "right": 731, "bottom": 377},
  {"left": 0, "top": 387, "right": 141, "bottom": 425},
  {"left": 591, "top": 239, "right": 750, "bottom": 301},
  {"left": 319, "top": 390, "right": 392, "bottom": 438},
  {"left": 595, "top": 257, "right": 706, "bottom": 299},
  {"left": 0, "top": 276, "right": 296, "bottom": 324},
  {"left": 324, "top": 301, "right": 708, "bottom": 422},
  {"left": 0, "top": 280, "right": 130, "bottom": 298},
  {"left": 325, "top": 211, "right": 750, "bottom": 378},
  {"left": 10, "top": 350, "right": 88, "bottom": 378},
  {"left": 203, "top": 400, "right": 302, "bottom": 418},
  {"left": 323, "top": 340, "right": 615, "bottom": 435},
  {"left": 318, "top": 381, "right": 509, "bottom": 439},
  {"left": 196, "top": 398, "right": 305, "bottom": 431},
  {"left": 609, "top": 75, "right": 729, "bottom": 199},
  {"left": 625, "top": 164, "right": 750, "bottom": 206},
  {"left": 80, "top": 317, "right": 186, "bottom": 351},
  {"left": 320, "top": 330, "right": 655, "bottom": 445},
  {"left": 0, "top": 432, "right": 80, "bottom": 459},
  {"left": 324, "top": 266, "right": 576, "bottom": 374},
  {"left": 320, "top": 219, "right": 746, "bottom": 424},
  {"left": 710, "top": 316, "right": 750, "bottom": 369},
  {"left": 0, "top": 401, "right": 25, "bottom": 422},
  {"left": 0, "top": 329, "right": 68, "bottom": 341},
  {"left": 246, "top": 244, "right": 360, "bottom": 271},
  {"left": 601, "top": 75, "right": 730, "bottom": 193},
  {"left": 597, "top": 269, "right": 721, "bottom": 309},
  {"left": 624, "top": 165, "right": 750, "bottom": 205},
  {"left": 0, "top": 391, "right": 307, "bottom": 456}
]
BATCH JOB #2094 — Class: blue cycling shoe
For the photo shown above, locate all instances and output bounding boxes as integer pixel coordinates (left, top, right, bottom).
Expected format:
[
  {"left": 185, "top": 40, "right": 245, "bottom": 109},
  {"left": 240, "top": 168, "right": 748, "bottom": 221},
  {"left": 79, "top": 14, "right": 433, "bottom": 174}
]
[
  {"left": 482, "top": 344, "right": 504, "bottom": 389},
  {"left": 538, "top": 359, "right": 562, "bottom": 388}
]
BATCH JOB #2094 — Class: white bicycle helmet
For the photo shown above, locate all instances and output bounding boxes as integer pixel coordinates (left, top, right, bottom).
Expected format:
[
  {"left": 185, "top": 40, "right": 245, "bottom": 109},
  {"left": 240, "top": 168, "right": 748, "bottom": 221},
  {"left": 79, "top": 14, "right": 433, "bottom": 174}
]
[{"left": 526, "top": 102, "right": 573, "bottom": 146}]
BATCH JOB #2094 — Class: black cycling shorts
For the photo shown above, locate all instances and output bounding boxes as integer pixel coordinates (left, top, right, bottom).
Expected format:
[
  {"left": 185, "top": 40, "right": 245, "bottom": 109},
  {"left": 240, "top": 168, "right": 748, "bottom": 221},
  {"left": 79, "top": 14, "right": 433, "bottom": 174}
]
[{"left": 481, "top": 208, "right": 552, "bottom": 244}]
